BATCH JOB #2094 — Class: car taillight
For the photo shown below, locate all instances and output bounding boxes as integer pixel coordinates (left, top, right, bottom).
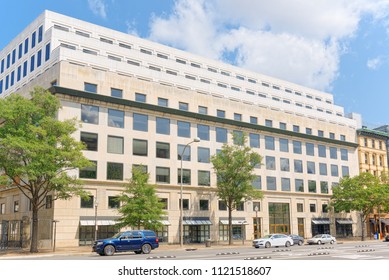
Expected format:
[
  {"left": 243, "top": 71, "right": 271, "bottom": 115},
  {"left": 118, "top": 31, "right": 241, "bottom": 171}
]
[{"left": 156, "top": 238, "right": 159, "bottom": 243}]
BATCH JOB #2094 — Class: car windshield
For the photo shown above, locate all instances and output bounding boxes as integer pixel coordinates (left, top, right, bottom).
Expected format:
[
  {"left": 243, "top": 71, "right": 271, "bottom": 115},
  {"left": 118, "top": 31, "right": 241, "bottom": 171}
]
[
  {"left": 313, "top": 235, "right": 322, "bottom": 238},
  {"left": 263, "top": 235, "right": 273, "bottom": 239}
]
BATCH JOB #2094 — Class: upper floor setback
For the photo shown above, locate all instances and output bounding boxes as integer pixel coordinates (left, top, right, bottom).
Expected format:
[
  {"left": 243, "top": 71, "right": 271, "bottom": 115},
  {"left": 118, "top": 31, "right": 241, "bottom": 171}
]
[{"left": 0, "top": 10, "right": 357, "bottom": 129}]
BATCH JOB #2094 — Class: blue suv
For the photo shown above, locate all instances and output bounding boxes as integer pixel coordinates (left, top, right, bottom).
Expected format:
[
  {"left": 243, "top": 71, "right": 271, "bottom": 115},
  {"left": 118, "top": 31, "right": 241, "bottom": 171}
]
[{"left": 92, "top": 230, "right": 159, "bottom": 256}]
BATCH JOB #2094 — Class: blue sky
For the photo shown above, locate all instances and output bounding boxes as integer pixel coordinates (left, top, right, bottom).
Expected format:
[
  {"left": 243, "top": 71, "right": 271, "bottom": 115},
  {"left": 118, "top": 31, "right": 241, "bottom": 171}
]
[{"left": 1, "top": 0, "right": 389, "bottom": 128}]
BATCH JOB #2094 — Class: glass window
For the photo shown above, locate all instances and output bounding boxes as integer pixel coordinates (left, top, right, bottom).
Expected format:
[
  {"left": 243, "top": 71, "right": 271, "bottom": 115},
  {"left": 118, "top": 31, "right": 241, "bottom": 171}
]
[
  {"left": 177, "top": 121, "right": 191, "bottom": 138},
  {"left": 156, "top": 142, "right": 170, "bottom": 159},
  {"left": 293, "top": 125, "right": 300, "bottom": 132},
  {"left": 24, "top": 38, "right": 29, "bottom": 54},
  {"left": 252, "top": 176, "right": 261, "bottom": 189},
  {"left": 279, "top": 138, "right": 289, "bottom": 152},
  {"left": 30, "top": 55, "right": 35, "bottom": 72},
  {"left": 233, "top": 131, "right": 244, "bottom": 145},
  {"left": 295, "top": 179, "right": 304, "bottom": 192},
  {"left": 31, "top": 31, "right": 36, "bottom": 48},
  {"left": 38, "top": 26, "right": 43, "bottom": 42},
  {"left": 280, "top": 158, "right": 290, "bottom": 171},
  {"left": 179, "top": 102, "right": 189, "bottom": 111},
  {"left": 36, "top": 49, "right": 42, "bottom": 67},
  {"left": 310, "top": 204, "right": 316, "bottom": 212},
  {"left": 158, "top": 97, "right": 168, "bottom": 107},
  {"left": 23, "top": 60, "right": 27, "bottom": 77},
  {"left": 159, "top": 198, "right": 168, "bottom": 210},
  {"left": 108, "top": 196, "right": 120, "bottom": 209},
  {"left": 108, "top": 109, "right": 124, "bottom": 128},
  {"left": 200, "top": 200, "right": 209, "bottom": 210},
  {"left": 294, "top": 160, "right": 303, "bottom": 173},
  {"left": 179, "top": 199, "right": 189, "bottom": 210},
  {"left": 331, "top": 164, "right": 339, "bottom": 177},
  {"left": 197, "top": 124, "right": 210, "bottom": 141},
  {"left": 178, "top": 144, "right": 191, "bottom": 161},
  {"left": 178, "top": 168, "right": 191, "bottom": 184},
  {"left": 111, "top": 88, "right": 123, "bottom": 98},
  {"left": 318, "top": 130, "right": 324, "bottom": 137},
  {"left": 279, "top": 122, "right": 287, "bottom": 130},
  {"left": 135, "top": 93, "right": 146, "bottom": 102},
  {"left": 340, "top": 149, "right": 348, "bottom": 161},
  {"left": 250, "top": 116, "right": 258, "bottom": 124},
  {"left": 318, "top": 145, "right": 326, "bottom": 157},
  {"left": 133, "top": 139, "right": 148, "bottom": 156},
  {"left": 293, "top": 141, "right": 302, "bottom": 154},
  {"left": 81, "top": 104, "right": 99, "bottom": 124},
  {"left": 133, "top": 113, "right": 148, "bottom": 131},
  {"left": 133, "top": 164, "right": 148, "bottom": 174},
  {"left": 219, "top": 200, "right": 227, "bottom": 211},
  {"left": 195, "top": 105, "right": 207, "bottom": 115},
  {"left": 342, "top": 166, "right": 350, "bottom": 177},
  {"left": 156, "top": 167, "right": 170, "bottom": 183},
  {"left": 320, "top": 181, "right": 329, "bottom": 194},
  {"left": 266, "top": 176, "right": 276, "bottom": 190},
  {"left": 265, "top": 136, "right": 275, "bottom": 150},
  {"left": 249, "top": 133, "right": 260, "bottom": 148},
  {"left": 329, "top": 132, "right": 335, "bottom": 139},
  {"left": 79, "top": 160, "right": 97, "bottom": 179},
  {"left": 265, "top": 119, "right": 273, "bottom": 127},
  {"left": 307, "top": 161, "right": 315, "bottom": 174},
  {"left": 266, "top": 156, "right": 276, "bottom": 170},
  {"left": 45, "top": 43, "right": 50, "bottom": 61},
  {"left": 81, "top": 195, "right": 94, "bottom": 208},
  {"left": 217, "top": 109, "right": 225, "bottom": 118},
  {"left": 198, "top": 147, "right": 210, "bottom": 163},
  {"left": 216, "top": 127, "right": 227, "bottom": 143},
  {"left": 306, "top": 143, "right": 314, "bottom": 156},
  {"left": 156, "top": 117, "right": 170, "bottom": 135},
  {"left": 107, "top": 136, "right": 124, "bottom": 154},
  {"left": 308, "top": 180, "right": 317, "bottom": 193},
  {"left": 297, "top": 203, "right": 303, "bottom": 212},
  {"left": 234, "top": 113, "right": 242, "bottom": 121},
  {"left": 306, "top": 128, "right": 312, "bottom": 135},
  {"left": 281, "top": 178, "right": 291, "bottom": 191},
  {"left": 330, "top": 147, "right": 337, "bottom": 159},
  {"left": 84, "top": 82, "right": 97, "bottom": 93},
  {"left": 319, "top": 163, "right": 327, "bottom": 175},
  {"left": 107, "top": 162, "right": 123, "bottom": 180},
  {"left": 80, "top": 132, "right": 98, "bottom": 151},
  {"left": 198, "top": 170, "right": 211, "bottom": 186}
]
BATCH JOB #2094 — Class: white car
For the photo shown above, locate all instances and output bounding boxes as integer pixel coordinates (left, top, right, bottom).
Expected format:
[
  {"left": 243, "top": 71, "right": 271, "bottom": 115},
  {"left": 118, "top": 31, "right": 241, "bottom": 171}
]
[
  {"left": 307, "top": 234, "right": 336, "bottom": 245},
  {"left": 252, "top": 234, "right": 294, "bottom": 248}
]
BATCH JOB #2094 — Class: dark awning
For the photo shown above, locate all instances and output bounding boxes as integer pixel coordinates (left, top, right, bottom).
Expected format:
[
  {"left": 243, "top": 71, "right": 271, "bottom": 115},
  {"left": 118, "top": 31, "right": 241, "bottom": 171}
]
[
  {"left": 183, "top": 217, "right": 212, "bottom": 225},
  {"left": 311, "top": 218, "right": 330, "bottom": 225},
  {"left": 380, "top": 218, "right": 389, "bottom": 225},
  {"left": 336, "top": 219, "right": 353, "bottom": 225}
]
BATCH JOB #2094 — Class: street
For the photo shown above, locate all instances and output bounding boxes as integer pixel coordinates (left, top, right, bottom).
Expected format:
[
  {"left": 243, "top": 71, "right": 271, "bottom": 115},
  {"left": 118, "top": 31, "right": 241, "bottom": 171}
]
[{"left": 2, "top": 240, "right": 389, "bottom": 260}]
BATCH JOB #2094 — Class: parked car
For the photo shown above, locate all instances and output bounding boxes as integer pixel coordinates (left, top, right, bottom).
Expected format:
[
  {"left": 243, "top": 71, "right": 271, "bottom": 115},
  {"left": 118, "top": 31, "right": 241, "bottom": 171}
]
[
  {"left": 288, "top": 234, "right": 304, "bottom": 246},
  {"left": 92, "top": 230, "right": 159, "bottom": 256},
  {"left": 307, "top": 234, "right": 336, "bottom": 245},
  {"left": 252, "top": 234, "right": 294, "bottom": 248},
  {"left": 385, "top": 235, "right": 389, "bottom": 242}
]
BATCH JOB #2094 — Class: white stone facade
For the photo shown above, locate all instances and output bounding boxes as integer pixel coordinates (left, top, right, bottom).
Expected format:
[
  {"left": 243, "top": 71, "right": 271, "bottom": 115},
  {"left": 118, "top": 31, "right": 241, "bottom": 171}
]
[{"left": 0, "top": 11, "right": 360, "bottom": 247}]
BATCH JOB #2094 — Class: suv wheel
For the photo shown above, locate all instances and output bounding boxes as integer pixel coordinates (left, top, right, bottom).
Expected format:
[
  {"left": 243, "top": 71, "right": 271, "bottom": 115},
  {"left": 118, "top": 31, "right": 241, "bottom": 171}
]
[
  {"left": 265, "top": 242, "right": 271, "bottom": 248},
  {"left": 285, "top": 241, "right": 291, "bottom": 247},
  {"left": 298, "top": 240, "right": 303, "bottom": 246},
  {"left": 104, "top": 245, "right": 115, "bottom": 256},
  {"left": 141, "top": 243, "right": 152, "bottom": 254}
]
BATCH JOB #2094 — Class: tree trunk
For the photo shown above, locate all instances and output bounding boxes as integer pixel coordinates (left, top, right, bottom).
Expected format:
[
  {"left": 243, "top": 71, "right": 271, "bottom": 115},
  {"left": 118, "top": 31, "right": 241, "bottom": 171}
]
[
  {"left": 228, "top": 207, "right": 233, "bottom": 245},
  {"left": 30, "top": 205, "right": 39, "bottom": 253},
  {"left": 360, "top": 212, "right": 365, "bottom": 242}
]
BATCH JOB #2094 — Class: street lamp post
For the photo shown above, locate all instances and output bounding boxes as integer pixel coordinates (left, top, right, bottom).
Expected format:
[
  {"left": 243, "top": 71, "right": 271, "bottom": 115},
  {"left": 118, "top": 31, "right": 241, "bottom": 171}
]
[
  {"left": 94, "top": 197, "right": 98, "bottom": 241},
  {"left": 254, "top": 205, "right": 259, "bottom": 239},
  {"left": 180, "top": 137, "right": 200, "bottom": 247}
]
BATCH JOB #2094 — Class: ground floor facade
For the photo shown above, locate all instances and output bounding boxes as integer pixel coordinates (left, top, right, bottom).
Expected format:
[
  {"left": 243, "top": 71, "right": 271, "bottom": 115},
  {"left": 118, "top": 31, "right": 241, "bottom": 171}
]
[{"left": 0, "top": 185, "right": 360, "bottom": 248}]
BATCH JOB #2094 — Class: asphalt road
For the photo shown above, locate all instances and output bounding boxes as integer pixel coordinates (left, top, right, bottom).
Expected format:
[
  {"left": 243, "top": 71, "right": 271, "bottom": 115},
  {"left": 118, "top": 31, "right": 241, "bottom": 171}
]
[{"left": 2, "top": 240, "right": 389, "bottom": 260}]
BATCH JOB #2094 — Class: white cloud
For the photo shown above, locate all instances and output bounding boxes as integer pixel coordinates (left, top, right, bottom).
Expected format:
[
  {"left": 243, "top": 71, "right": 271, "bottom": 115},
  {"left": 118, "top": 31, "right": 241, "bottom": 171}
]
[
  {"left": 88, "top": 0, "right": 107, "bottom": 19},
  {"left": 367, "top": 57, "right": 383, "bottom": 70},
  {"left": 148, "top": 0, "right": 389, "bottom": 91}
]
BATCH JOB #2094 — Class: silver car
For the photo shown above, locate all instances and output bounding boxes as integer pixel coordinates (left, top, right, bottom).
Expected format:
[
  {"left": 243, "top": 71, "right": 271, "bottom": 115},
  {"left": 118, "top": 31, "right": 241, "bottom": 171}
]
[
  {"left": 252, "top": 234, "right": 294, "bottom": 248},
  {"left": 307, "top": 234, "right": 336, "bottom": 245}
]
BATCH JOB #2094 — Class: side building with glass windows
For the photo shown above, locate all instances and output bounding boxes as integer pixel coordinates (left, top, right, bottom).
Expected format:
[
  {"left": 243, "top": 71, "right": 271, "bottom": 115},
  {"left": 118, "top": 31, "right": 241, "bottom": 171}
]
[
  {"left": 0, "top": 10, "right": 361, "bottom": 247},
  {"left": 357, "top": 127, "right": 389, "bottom": 239}
]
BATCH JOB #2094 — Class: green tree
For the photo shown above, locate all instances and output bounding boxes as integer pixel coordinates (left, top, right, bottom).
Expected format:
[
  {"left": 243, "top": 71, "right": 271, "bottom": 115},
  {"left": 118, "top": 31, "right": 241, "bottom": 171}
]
[
  {"left": 330, "top": 172, "right": 382, "bottom": 241},
  {"left": 116, "top": 166, "right": 166, "bottom": 231},
  {"left": 0, "top": 87, "right": 91, "bottom": 253},
  {"left": 210, "top": 133, "right": 263, "bottom": 245}
]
